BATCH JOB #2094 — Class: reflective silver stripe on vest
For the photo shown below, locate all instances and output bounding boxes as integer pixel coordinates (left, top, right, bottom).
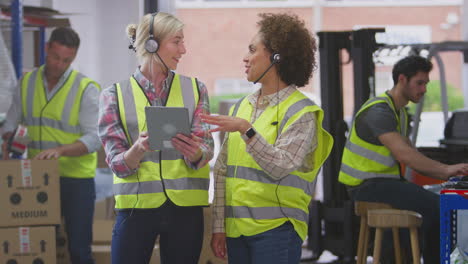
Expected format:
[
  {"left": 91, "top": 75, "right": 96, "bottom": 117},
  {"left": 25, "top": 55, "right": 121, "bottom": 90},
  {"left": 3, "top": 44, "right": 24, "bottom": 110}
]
[
  {"left": 341, "top": 163, "right": 400, "bottom": 180},
  {"left": 364, "top": 96, "right": 386, "bottom": 107},
  {"left": 278, "top": 98, "right": 315, "bottom": 133},
  {"left": 366, "top": 95, "right": 407, "bottom": 136},
  {"left": 225, "top": 205, "right": 308, "bottom": 224},
  {"left": 344, "top": 141, "right": 396, "bottom": 167},
  {"left": 378, "top": 96, "right": 407, "bottom": 137},
  {"left": 230, "top": 97, "right": 245, "bottom": 117},
  {"left": 140, "top": 151, "right": 184, "bottom": 163},
  {"left": 341, "top": 94, "right": 402, "bottom": 180},
  {"left": 27, "top": 117, "right": 81, "bottom": 134},
  {"left": 25, "top": 70, "right": 38, "bottom": 119},
  {"left": 140, "top": 151, "right": 159, "bottom": 163},
  {"left": 113, "top": 180, "right": 163, "bottom": 195},
  {"left": 119, "top": 76, "right": 196, "bottom": 156},
  {"left": 161, "top": 151, "right": 183, "bottom": 160},
  {"left": 231, "top": 97, "right": 315, "bottom": 135},
  {"left": 113, "top": 177, "right": 209, "bottom": 195},
  {"left": 119, "top": 79, "right": 140, "bottom": 144},
  {"left": 165, "top": 177, "right": 210, "bottom": 190},
  {"left": 400, "top": 110, "right": 407, "bottom": 136},
  {"left": 62, "top": 72, "right": 87, "bottom": 124},
  {"left": 227, "top": 166, "right": 314, "bottom": 196},
  {"left": 24, "top": 70, "right": 86, "bottom": 129},
  {"left": 179, "top": 75, "right": 196, "bottom": 124}
]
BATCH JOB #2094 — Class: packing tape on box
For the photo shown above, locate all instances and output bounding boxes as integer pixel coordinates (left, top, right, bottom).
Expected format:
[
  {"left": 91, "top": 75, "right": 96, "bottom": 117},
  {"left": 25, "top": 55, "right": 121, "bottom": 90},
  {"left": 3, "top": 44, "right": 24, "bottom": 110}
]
[
  {"left": 19, "top": 227, "right": 30, "bottom": 253},
  {"left": 21, "top": 160, "right": 32, "bottom": 187}
]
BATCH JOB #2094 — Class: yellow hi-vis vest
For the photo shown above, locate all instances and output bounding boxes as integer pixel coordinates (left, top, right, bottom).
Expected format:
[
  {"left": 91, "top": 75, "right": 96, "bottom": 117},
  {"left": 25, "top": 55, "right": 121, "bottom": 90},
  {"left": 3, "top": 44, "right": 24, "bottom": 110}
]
[
  {"left": 113, "top": 75, "right": 210, "bottom": 209},
  {"left": 21, "top": 66, "right": 99, "bottom": 178},
  {"left": 225, "top": 90, "right": 333, "bottom": 241},
  {"left": 338, "top": 92, "right": 408, "bottom": 186}
]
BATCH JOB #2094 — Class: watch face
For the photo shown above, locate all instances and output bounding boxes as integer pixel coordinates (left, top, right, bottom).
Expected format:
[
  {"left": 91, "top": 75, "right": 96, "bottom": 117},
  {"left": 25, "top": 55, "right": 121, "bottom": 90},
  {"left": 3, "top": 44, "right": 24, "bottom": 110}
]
[{"left": 246, "top": 127, "right": 256, "bottom": 138}]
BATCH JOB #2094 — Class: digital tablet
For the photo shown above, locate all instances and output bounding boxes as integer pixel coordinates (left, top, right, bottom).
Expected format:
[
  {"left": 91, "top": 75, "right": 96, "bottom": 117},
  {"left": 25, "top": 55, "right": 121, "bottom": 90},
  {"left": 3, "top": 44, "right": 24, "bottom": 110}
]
[{"left": 145, "top": 106, "right": 191, "bottom": 150}]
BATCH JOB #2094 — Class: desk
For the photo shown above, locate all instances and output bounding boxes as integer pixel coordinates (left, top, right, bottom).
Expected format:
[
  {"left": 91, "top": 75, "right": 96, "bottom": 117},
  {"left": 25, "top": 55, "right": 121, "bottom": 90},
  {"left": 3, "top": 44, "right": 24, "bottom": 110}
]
[{"left": 440, "top": 189, "right": 468, "bottom": 263}]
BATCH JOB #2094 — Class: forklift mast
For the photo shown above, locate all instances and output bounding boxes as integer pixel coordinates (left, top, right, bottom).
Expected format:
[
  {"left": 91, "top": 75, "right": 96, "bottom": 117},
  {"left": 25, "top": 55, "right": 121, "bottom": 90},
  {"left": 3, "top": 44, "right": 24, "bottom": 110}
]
[{"left": 308, "top": 28, "right": 384, "bottom": 263}]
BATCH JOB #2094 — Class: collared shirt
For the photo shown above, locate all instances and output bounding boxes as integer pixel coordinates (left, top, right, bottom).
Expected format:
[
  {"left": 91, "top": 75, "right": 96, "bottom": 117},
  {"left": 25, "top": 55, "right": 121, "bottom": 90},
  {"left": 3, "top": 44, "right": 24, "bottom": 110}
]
[
  {"left": 98, "top": 68, "right": 214, "bottom": 177},
  {"left": 2, "top": 66, "right": 101, "bottom": 153},
  {"left": 212, "top": 86, "right": 318, "bottom": 233}
]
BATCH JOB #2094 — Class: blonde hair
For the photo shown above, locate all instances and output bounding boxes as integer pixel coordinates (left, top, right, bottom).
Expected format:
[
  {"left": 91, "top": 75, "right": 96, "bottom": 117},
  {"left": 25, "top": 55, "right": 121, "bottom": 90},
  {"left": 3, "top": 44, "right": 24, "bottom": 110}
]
[{"left": 126, "top": 12, "right": 184, "bottom": 64}]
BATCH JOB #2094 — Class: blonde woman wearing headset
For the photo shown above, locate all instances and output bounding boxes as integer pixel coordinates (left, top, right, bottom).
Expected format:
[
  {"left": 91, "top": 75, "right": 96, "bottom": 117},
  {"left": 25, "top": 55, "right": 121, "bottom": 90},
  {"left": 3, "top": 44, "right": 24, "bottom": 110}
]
[{"left": 98, "top": 12, "right": 213, "bottom": 264}]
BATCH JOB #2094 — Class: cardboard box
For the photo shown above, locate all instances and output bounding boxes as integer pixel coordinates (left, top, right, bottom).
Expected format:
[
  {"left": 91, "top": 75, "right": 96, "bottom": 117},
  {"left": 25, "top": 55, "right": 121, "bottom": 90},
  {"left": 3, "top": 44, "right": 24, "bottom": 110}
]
[
  {"left": 94, "top": 197, "right": 115, "bottom": 220},
  {"left": 91, "top": 220, "right": 159, "bottom": 264},
  {"left": 92, "top": 245, "right": 111, "bottom": 264},
  {"left": 0, "top": 160, "right": 60, "bottom": 227},
  {"left": 57, "top": 219, "right": 160, "bottom": 264},
  {"left": 0, "top": 226, "right": 56, "bottom": 264},
  {"left": 93, "top": 220, "right": 114, "bottom": 245},
  {"left": 56, "top": 219, "right": 70, "bottom": 264},
  {"left": 57, "top": 208, "right": 221, "bottom": 264},
  {"left": 89, "top": 207, "right": 225, "bottom": 264},
  {"left": 57, "top": 219, "right": 116, "bottom": 264},
  {"left": 93, "top": 207, "right": 225, "bottom": 264}
]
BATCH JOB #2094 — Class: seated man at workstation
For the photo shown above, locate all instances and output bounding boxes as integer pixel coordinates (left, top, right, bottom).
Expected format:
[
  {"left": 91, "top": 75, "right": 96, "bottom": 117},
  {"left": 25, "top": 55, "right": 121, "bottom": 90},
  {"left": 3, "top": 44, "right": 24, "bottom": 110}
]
[{"left": 338, "top": 55, "right": 468, "bottom": 264}]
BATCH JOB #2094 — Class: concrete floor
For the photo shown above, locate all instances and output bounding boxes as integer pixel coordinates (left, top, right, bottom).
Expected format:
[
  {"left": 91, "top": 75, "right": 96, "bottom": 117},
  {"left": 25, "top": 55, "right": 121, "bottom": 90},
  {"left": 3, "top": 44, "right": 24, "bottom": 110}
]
[
  {"left": 300, "top": 249, "right": 339, "bottom": 264},
  {"left": 300, "top": 249, "right": 373, "bottom": 264}
]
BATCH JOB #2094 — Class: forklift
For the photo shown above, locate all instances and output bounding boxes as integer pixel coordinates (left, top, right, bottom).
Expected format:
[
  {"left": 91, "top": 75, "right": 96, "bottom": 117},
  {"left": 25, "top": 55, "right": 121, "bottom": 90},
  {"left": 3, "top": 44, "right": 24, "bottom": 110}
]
[{"left": 307, "top": 28, "right": 468, "bottom": 263}]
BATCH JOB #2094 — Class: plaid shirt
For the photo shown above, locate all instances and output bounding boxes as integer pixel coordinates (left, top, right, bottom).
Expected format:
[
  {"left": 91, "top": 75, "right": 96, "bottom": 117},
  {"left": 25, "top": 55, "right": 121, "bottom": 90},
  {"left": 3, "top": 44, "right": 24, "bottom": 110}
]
[
  {"left": 98, "top": 68, "right": 213, "bottom": 177},
  {"left": 212, "top": 86, "right": 318, "bottom": 233}
]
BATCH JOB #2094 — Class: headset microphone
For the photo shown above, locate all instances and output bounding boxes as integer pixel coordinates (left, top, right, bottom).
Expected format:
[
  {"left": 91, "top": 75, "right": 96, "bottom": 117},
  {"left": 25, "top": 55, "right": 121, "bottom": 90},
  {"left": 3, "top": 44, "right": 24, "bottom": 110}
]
[
  {"left": 144, "top": 12, "right": 170, "bottom": 72},
  {"left": 264, "top": 53, "right": 281, "bottom": 126},
  {"left": 253, "top": 53, "right": 281, "bottom": 84},
  {"left": 252, "top": 53, "right": 281, "bottom": 125}
]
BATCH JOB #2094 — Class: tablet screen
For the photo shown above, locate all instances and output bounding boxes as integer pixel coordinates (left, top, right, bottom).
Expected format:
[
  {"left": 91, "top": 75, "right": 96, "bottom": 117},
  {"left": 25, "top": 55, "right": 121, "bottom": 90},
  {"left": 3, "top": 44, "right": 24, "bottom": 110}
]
[{"left": 145, "top": 106, "right": 191, "bottom": 150}]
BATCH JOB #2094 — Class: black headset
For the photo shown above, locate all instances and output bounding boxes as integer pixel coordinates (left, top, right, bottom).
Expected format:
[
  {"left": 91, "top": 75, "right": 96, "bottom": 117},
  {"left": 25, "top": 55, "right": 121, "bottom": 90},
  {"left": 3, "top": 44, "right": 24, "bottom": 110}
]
[
  {"left": 270, "top": 53, "right": 281, "bottom": 64},
  {"left": 253, "top": 53, "right": 281, "bottom": 84},
  {"left": 145, "top": 12, "right": 159, "bottom": 53}
]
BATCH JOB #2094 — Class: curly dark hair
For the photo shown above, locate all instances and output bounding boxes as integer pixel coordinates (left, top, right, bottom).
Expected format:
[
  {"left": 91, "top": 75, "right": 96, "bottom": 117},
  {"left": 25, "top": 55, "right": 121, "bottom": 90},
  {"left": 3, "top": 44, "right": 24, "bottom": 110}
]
[
  {"left": 257, "top": 13, "right": 316, "bottom": 87},
  {"left": 392, "top": 55, "right": 433, "bottom": 85}
]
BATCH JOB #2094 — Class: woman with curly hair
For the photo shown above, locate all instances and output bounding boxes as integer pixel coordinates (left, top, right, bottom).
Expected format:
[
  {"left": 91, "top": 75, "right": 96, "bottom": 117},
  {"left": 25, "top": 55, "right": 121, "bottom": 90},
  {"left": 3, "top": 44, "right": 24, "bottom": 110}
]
[{"left": 202, "top": 13, "right": 333, "bottom": 264}]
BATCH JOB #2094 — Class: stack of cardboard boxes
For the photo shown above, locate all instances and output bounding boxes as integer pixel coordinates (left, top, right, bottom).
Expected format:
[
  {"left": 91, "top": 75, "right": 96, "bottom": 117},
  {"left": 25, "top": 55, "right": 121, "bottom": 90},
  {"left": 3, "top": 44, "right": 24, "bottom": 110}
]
[
  {"left": 0, "top": 160, "right": 60, "bottom": 264},
  {"left": 91, "top": 195, "right": 226, "bottom": 264},
  {"left": 0, "top": 155, "right": 227, "bottom": 264},
  {"left": 92, "top": 199, "right": 160, "bottom": 263}
]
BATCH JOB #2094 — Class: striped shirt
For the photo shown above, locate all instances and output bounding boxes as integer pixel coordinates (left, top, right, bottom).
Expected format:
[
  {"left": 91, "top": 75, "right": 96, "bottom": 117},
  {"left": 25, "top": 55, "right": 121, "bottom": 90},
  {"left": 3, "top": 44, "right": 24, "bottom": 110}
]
[
  {"left": 98, "top": 68, "right": 213, "bottom": 177},
  {"left": 212, "top": 86, "right": 318, "bottom": 233}
]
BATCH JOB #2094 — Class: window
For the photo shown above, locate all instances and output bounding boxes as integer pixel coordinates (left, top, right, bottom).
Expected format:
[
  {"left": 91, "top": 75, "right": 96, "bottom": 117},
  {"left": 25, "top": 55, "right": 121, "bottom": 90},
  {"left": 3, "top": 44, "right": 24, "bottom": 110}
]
[{"left": 176, "top": 0, "right": 316, "bottom": 9}]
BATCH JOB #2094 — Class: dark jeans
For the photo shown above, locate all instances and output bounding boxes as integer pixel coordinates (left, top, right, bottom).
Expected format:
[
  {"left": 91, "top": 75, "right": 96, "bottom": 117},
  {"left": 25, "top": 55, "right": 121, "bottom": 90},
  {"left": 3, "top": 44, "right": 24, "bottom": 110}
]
[
  {"left": 60, "top": 177, "right": 96, "bottom": 264},
  {"left": 226, "top": 222, "right": 302, "bottom": 264},
  {"left": 111, "top": 200, "right": 204, "bottom": 264},
  {"left": 348, "top": 178, "right": 440, "bottom": 264}
]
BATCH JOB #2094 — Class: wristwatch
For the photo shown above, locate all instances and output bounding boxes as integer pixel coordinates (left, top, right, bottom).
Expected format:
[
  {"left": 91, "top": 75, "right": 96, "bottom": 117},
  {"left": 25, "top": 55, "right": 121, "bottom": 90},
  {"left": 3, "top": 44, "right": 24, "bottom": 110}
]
[{"left": 241, "top": 127, "right": 256, "bottom": 141}]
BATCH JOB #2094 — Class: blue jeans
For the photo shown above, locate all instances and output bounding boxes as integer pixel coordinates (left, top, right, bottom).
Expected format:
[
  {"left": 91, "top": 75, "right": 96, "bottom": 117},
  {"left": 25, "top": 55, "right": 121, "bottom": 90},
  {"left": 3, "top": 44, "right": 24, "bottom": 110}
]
[
  {"left": 60, "top": 177, "right": 96, "bottom": 264},
  {"left": 226, "top": 222, "right": 302, "bottom": 264},
  {"left": 111, "top": 200, "right": 204, "bottom": 264}
]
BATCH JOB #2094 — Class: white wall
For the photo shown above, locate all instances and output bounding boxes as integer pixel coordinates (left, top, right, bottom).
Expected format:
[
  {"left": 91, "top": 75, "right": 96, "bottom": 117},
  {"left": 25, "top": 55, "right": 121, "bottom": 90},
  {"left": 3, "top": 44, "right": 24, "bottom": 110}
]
[{"left": 52, "top": 0, "right": 140, "bottom": 89}]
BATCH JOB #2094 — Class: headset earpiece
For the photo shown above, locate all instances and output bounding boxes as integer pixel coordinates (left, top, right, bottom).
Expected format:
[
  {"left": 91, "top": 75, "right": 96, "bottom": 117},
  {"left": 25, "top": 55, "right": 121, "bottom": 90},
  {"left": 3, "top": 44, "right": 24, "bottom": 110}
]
[
  {"left": 253, "top": 53, "right": 281, "bottom": 84},
  {"left": 270, "top": 53, "right": 281, "bottom": 64},
  {"left": 145, "top": 13, "right": 159, "bottom": 53}
]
